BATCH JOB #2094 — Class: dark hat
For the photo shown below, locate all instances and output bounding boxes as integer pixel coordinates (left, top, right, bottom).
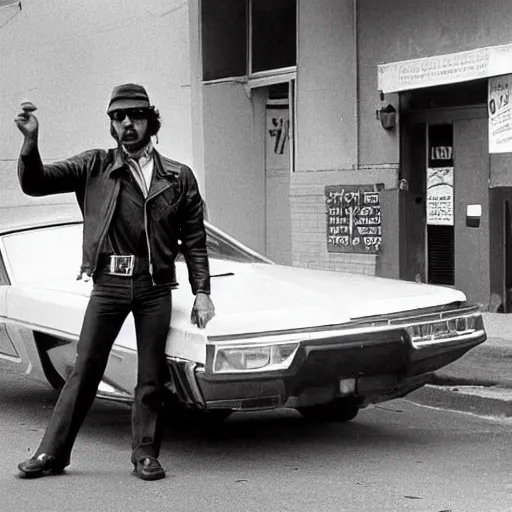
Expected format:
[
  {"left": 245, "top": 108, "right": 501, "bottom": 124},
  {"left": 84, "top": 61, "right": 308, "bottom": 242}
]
[{"left": 107, "top": 83, "right": 151, "bottom": 113}]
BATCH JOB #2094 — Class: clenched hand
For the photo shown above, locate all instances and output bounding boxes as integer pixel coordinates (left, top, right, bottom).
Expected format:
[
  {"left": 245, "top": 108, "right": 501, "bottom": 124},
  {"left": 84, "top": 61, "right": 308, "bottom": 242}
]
[
  {"left": 15, "top": 103, "right": 39, "bottom": 139},
  {"left": 190, "top": 292, "right": 215, "bottom": 329},
  {"left": 15, "top": 103, "right": 39, "bottom": 157}
]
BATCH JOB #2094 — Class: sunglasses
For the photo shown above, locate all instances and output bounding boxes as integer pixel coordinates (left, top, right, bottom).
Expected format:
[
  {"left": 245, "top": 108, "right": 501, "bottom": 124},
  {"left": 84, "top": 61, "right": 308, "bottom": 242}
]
[{"left": 109, "top": 108, "right": 149, "bottom": 122}]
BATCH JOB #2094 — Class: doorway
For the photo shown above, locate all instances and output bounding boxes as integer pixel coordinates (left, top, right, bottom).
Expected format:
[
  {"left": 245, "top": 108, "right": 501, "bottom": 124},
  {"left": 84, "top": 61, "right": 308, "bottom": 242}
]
[
  {"left": 504, "top": 201, "right": 512, "bottom": 311},
  {"left": 401, "top": 107, "right": 491, "bottom": 307},
  {"left": 426, "top": 123, "right": 454, "bottom": 285},
  {"left": 264, "top": 83, "right": 293, "bottom": 264}
]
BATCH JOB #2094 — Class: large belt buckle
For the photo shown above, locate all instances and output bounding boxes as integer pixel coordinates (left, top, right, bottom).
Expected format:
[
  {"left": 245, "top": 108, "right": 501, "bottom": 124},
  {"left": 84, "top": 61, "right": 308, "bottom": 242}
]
[{"left": 109, "top": 255, "right": 135, "bottom": 276}]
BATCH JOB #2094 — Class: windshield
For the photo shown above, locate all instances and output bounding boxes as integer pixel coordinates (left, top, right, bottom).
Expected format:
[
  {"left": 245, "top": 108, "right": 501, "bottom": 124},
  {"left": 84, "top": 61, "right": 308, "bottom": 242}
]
[
  {"left": 2, "top": 222, "right": 269, "bottom": 285},
  {"left": 2, "top": 224, "right": 83, "bottom": 284},
  {"left": 204, "top": 223, "right": 269, "bottom": 264}
]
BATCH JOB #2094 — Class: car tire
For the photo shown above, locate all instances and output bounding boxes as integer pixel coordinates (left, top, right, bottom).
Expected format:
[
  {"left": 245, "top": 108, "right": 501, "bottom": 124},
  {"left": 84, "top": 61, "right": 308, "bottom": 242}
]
[{"left": 297, "top": 399, "right": 360, "bottom": 423}]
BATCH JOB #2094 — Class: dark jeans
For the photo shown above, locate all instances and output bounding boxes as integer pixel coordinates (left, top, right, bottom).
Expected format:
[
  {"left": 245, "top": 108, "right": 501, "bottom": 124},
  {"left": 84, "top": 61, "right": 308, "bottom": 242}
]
[{"left": 34, "top": 272, "right": 172, "bottom": 465}]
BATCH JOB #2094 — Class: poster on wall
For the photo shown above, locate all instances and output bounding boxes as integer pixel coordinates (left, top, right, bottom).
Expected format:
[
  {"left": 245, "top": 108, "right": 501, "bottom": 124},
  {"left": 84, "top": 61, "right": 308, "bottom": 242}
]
[
  {"left": 325, "top": 184, "right": 382, "bottom": 254},
  {"left": 266, "top": 101, "right": 290, "bottom": 171},
  {"left": 426, "top": 167, "right": 454, "bottom": 226},
  {"left": 488, "top": 74, "right": 512, "bottom": 153}
]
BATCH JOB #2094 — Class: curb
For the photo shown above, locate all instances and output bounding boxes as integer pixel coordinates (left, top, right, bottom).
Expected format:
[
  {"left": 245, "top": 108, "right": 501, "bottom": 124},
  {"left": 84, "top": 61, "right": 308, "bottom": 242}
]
[
  {"left": 407, "top": 335, "right": 512, "bottom": 418},
  {"left": 431, "top": 338, "right": 512, "bottom": 389},
  {"left": 408, "top": 384, "right": 512, "bottom": 418}
]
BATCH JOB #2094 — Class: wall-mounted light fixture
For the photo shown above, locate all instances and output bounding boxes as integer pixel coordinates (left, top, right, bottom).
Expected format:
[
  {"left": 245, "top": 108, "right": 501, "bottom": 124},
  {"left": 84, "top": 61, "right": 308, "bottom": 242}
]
[
  {"left": 466, "top": 204, "right": 482, "bottom": 228},
  {"left": 376, "top": 104, "right": 396, "bottom": 131}
]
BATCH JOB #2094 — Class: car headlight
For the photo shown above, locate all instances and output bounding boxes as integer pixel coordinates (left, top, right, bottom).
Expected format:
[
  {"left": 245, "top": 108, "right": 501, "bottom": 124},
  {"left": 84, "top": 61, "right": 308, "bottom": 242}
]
[
  {"left": 405, "top": 313, "right": 482, "bottom": 346},
  {"left": 213, "top": 342, "right": 300, "bottom": 374}
]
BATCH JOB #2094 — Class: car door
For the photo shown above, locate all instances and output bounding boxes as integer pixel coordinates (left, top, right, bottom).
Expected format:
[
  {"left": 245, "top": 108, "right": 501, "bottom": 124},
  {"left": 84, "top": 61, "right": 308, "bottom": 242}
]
[{"left": 0, "top": 244, "right": 20, "bottom": 361}]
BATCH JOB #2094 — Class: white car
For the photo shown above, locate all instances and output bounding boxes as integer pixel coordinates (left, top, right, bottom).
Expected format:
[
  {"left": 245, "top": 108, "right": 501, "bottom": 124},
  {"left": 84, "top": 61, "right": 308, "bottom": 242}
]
[{"left": 0, "top": 204, "right": 486, "bottom": 423}]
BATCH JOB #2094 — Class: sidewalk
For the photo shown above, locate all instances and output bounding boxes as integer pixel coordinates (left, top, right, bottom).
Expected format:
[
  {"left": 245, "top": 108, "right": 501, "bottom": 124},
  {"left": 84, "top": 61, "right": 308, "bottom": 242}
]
[
  {"left": 433, "top": 312, "right": 512, "bottom": 388},
  {"left": 408, "top": 312, "right": 512, "bottom": 417}
]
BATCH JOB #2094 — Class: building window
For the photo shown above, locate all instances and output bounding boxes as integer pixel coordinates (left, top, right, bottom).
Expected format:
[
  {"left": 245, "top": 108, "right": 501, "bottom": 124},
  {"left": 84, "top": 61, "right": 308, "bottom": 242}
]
[
  {"left": 201, "top": 0, "right": 247, "bottom": 81},
  {"left": 250, "top": 0, "right": 297, "bottom": 76},
  {"left": 201, "top": 0, "right": 297, "bottom": 82}
]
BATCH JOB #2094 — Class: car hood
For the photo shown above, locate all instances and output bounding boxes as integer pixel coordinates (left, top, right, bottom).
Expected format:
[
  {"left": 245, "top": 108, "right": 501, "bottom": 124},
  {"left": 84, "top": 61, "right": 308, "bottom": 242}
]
[
  {"left": 196, "top": 260, "right": 467, "bottom": 337},
  {"left": 10, "top": 260, "right": 466, "bottom": 339}
]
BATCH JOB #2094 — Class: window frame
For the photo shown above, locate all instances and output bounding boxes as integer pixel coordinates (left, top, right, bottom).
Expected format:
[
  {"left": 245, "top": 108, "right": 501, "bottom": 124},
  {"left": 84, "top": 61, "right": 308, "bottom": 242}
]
[
  {"left": 200, "top": 0, "right": 298, "bottom": 172},
  {"left": 201, "top": 0, "right": 298, "bottom": 86}
]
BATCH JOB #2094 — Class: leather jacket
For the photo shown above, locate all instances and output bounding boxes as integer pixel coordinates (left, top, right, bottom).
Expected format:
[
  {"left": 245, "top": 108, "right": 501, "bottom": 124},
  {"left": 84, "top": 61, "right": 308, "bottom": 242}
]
[{"left": 18, "top": 147, "right": 210, "bottom": 294}]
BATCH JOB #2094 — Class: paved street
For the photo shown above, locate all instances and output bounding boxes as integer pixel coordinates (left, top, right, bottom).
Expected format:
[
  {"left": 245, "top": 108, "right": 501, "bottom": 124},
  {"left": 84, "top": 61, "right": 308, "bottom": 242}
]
[{"left": 1, "top": 360, "right": 511, "bottom": 512}]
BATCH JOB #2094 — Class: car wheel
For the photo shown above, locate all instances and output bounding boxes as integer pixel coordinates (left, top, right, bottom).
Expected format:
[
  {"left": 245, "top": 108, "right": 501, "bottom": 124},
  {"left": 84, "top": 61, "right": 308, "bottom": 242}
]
[{"left": 297, "top": 399, "right": 360, "bottom": 423}]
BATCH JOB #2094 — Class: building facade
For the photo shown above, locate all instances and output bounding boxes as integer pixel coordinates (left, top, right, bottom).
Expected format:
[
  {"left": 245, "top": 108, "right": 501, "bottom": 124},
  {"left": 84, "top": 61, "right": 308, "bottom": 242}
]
[
  {"left": 195, "top": 0, "right": 512, "bottom": 312},
  {"left": 359, "top": 0, "right": 512, "bottom": 312},
  {"left": 2, "top": 0, "right": 512, "bottom": 311}
]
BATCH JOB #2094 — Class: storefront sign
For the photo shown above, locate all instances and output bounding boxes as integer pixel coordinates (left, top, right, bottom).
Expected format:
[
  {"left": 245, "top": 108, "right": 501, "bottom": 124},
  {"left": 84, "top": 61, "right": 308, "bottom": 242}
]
[
  {"left": 378, "top": 42, "right": 512, "bottom": 93},
  {"left": 488, "top": 74, "right": 512, "bottom": 153},
  {"left": 325, "top": 185, "right": 382, "bottom": 253},
  {"left": 426, "top": 167, "right": 454, "bottom": 226}
]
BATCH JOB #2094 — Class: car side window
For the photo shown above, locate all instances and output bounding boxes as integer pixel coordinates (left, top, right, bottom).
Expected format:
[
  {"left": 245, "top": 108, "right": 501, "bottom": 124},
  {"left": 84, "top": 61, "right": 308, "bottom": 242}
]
[{"left": 0, "top": 250, "right": 10, "bottom": 285}]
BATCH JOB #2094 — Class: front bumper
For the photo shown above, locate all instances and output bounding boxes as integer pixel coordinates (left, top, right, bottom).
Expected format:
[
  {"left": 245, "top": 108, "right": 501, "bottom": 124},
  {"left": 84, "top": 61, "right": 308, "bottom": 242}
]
[{"left": 168, "top": 305, "right": 487, "bottom": 411}]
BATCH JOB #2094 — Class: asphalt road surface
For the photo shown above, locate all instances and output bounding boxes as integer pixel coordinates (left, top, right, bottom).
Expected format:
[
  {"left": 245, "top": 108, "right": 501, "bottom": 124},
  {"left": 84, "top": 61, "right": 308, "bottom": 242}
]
[{"left": 0, "top": 360, "right": 511, "bottom": 512}]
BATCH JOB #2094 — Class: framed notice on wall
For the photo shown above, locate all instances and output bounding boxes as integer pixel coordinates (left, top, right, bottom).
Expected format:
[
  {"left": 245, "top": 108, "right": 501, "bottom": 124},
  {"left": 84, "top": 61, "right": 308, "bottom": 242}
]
[
  {"left": 489, "top": 74, "right": 512, "bottom": 153},
  {"left": 426, "top": 167, "right": 454, "bottom": 226},
  {"left": 325, "top": 184, "right": 382, "bottom": 254}
]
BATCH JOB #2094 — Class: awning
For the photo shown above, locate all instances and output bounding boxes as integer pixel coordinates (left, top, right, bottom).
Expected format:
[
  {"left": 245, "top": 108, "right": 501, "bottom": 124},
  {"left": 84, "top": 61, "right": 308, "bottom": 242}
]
[{"left": 378, "top": 42, "right": 512, "bottom": 94}]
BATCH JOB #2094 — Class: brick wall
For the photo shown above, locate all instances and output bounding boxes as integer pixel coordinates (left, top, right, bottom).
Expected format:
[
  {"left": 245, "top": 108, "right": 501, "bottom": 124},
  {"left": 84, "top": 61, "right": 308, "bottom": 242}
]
[{"left": 289, "top": 167, "right": 398, "bottom": 275}]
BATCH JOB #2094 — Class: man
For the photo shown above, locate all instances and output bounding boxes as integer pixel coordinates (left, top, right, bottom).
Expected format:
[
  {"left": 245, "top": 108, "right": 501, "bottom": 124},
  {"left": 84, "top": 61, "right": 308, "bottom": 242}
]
[{"left": 14, "top": 83, "right": 215, "bottom": 481}]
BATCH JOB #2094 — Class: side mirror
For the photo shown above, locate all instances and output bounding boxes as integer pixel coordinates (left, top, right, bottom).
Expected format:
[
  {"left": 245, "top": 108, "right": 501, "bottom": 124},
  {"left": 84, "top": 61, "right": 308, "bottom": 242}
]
[{"left": 466, "top": 204, "right": 481, "bottom": 228}]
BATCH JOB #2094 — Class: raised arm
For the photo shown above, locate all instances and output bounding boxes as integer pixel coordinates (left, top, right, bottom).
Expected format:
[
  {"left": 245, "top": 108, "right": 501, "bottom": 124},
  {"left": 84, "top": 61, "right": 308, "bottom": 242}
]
[{"left": 15, "top": 105, "right": 85, "bottom": 196}]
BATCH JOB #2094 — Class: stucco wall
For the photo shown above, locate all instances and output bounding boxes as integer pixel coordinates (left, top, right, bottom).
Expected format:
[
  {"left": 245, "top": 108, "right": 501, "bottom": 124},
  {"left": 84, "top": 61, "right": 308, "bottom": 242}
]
[
  {"left": 291, "top": 0, "right": 401, "bottom": 278},
  {"left": 0, "top": 0, "right": 196, "bottom": 206},
  {"left": 202, "top": 82, "right": 266, "bottom": 254},
  {"left": 357, "top": 0, "right": 512, "bottom": 165},
  {"left": 296, "top": 0, "right": 357, "bottom": 171}
]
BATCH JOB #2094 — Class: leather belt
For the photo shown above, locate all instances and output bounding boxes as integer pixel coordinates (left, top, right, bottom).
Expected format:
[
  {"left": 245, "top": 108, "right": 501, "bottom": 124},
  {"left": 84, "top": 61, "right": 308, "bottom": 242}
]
[{"left": 96, "top": 254, "right": 150, "bottom": 277}]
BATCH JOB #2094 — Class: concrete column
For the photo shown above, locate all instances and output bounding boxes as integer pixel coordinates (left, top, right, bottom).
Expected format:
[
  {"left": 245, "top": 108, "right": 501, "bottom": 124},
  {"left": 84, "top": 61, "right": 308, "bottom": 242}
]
[
  {"left": 296, "top": 0, "right": 357, "bottom": 171},
  {"left": 188, "top": 0, "right": 206, "bottom": 195}
]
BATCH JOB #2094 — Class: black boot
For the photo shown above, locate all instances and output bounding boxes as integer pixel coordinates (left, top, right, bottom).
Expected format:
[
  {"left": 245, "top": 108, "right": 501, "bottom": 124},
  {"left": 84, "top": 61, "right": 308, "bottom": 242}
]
[{"left": 18, "top": 453, "right": 67, "bottom": 478}]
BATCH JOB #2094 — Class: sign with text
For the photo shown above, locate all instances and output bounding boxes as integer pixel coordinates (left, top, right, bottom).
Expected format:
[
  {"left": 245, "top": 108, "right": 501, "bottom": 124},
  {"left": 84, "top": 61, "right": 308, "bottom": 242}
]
[
  {"left": 378, "top": 43, "right": 512, "bottom": 93},
  {"left": 325, "top": 185, "right": 382, "bottom": 253},
  {"left": 378, "top": 47, "right": 490, "bottom": 93},
  {"left": 426, "top": 167, "right": 454, "bottom": 226},
  {"left": 266, "top": 103, "right": 290, "bottom": 170},
  {"left": 489, "top": 74, "right": 512, "bottom": 153}
]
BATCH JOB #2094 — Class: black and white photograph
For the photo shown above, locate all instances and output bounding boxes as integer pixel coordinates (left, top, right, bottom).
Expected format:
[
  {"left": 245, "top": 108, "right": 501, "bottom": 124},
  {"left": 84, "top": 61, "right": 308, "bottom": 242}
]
[{"left": 0, "top": 1, "right": 511, "bottom": 511}]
